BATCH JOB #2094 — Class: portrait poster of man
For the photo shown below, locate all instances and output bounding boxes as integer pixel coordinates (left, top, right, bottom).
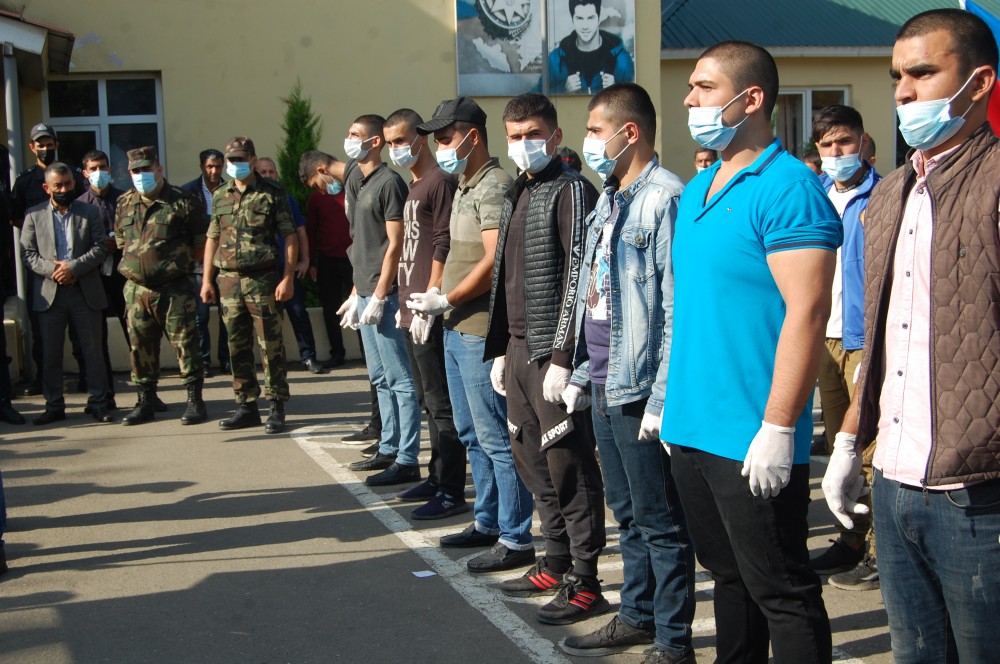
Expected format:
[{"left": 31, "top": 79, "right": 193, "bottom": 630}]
[
  {"left": 456, "top": 0, "right": 544, "bottom": 96},
  {"left": 547, "top": 0, "right": 635, "bottom": 95}
]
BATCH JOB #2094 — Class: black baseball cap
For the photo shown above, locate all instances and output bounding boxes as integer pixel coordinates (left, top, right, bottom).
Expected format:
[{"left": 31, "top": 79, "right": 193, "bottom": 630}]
[
  {"left": 30, "top": 123, "right": 56, "bottom": 142},
  {"left": 416, "top": 97, "right": 487, "bottom": 135}
]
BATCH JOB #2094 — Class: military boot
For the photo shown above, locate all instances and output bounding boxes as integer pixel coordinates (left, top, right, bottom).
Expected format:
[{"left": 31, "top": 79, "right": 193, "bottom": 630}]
[
  {"left": 218, "top": 401, "right": 261, "bottom": 430},
  {"left": 122, "top": 384, "right": 156, "bottom": 426},
  {"left": 180, "top": 379, "right": 207, "bottom": 425},
  {"left": 264, "top": 399, "right": 286, "bottom": 434}
]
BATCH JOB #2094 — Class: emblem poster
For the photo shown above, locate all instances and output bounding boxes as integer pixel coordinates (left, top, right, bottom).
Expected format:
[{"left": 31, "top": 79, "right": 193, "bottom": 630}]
[{"left": 456, "top": 0, "right": 544, "bottom": 96}]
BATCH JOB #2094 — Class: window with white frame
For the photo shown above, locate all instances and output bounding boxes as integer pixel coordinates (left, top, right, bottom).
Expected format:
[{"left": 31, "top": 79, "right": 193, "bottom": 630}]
[
  {"left": 773, "top": 87, "right": 850, "bottom": 158},
  {"left": 43, "top": 75, "right": 165, "bottom": 190}
]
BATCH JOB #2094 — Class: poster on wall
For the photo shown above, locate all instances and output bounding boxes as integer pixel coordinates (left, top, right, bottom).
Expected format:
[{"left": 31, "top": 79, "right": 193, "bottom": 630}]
[
  {"left": 456, "top": 0, "right": 544, "bottom": 96},
  {"left": 455, "top": 0, "right": 635, "bottom": 96},
  {"left": 546, "top": 0, "right": 635, "bottom": 95}
]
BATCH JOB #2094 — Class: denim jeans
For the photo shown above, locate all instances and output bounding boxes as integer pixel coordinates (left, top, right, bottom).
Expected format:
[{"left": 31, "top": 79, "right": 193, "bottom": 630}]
[
  {"left": 873, "top": 470, "right": 1000, "bottom": 664},
  {"left": 357, "top": 292, "right": 421, "bottom": 466},
  {"left": 193, "top": 271, "right": 229, "bottom": 368},
  {"left": 592, "top": 386, "right": 694, "bottom": 654},
  {"left": 0, "top": 466, "right": 6, "bottom": 546},
  {"left": 670, "top": 446, "right": 831, "bottom": 664},
  {"left": 443, "top": 328, "right": 533, "bottom": 548},
  {"left": 278, "top": 274, "right": 316, "bottom": 362}
]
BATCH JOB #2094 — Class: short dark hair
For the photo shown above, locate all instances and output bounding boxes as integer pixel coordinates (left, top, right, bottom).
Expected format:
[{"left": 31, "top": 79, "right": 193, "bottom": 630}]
[
  {"left": 199, "top": 149, "right": 223, "bottom": 165},
  {"left": 699, "top": 40, "right": 779, "bottom": 116},
  {"left": 44, "top": 162, "right": 72, "bottom": 180},
  {"left": 452, "top": 120, "right": 488, "bottom": 148},
  {"left": 801, "top": 150, "right": 821, "bottom": 169},
  {"left": 502, "top": 93, "right": 558, "bottom": 127},
  {"left": 385, "top": 109, "right": 424, "bottom": 132},
  {"left": 588, "top": 83, "right": 656, "bottom": 146},
  {"left": 811, "top": 105, "right": 865, "bottom": 143},
  {"left": 694, "top": 148, "right": 717, "bottom": 159},
  {"left": 298, "top": 150, "right": 337, "bottom": 184},
  {"left": 898, "top": 8, "right": 999, "bottom": 73},
  {"left": 82, "top": 149, "right": 109, "bottom": 167},
  {"left": 569, "top": 0, "right": 601, "bottom": 17},
  {"left": 861, "top": 135, "right": 876, "bottom": 161},
  {"left": 354, "top": 114, "right": 386, "bottom": 140}
]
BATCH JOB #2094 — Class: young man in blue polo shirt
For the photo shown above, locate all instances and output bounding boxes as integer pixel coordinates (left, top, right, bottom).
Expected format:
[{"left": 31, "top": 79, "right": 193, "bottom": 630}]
[{"left": 663, "top": 41, "right": 841, "bottom": 663}]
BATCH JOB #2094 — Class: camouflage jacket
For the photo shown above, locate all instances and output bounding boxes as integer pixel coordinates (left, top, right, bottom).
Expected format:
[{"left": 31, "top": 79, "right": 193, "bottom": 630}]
[
  {"left": 208, "top": 176, "right": 294, "bottom": 274},
  {"left": 115, "top": 181, "right": 207, "bottom": 287}
]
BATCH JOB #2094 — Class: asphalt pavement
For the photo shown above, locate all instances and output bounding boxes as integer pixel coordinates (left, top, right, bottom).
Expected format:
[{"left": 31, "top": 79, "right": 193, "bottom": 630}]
[{"left": 0, "top": 362, "right": 891, "bottom": 663}]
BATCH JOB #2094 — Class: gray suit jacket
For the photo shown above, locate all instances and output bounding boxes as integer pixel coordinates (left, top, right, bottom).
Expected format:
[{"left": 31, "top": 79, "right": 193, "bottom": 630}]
[{"left": 21, "top": 200, "right": 108, "bottom": 312}]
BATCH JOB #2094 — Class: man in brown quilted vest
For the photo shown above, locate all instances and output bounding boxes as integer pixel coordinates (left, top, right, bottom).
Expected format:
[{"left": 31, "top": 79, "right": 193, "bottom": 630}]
[{"left": 823, "top": 9, "right": 1000, "bottom": 663}]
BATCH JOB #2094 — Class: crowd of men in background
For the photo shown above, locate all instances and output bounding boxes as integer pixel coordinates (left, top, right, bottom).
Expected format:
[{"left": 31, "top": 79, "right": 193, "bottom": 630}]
[{"left": 1, "top": 7, "right": 999, "bottom": 663}]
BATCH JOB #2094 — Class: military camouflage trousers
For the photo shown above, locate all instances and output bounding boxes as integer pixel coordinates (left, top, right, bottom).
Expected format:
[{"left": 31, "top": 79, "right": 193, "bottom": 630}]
[
  {"left": 217, "top": 270, "right": 289, "bottom": 403},
  {"left": 125, "top": 278, "right": 204, "bottom": 385}
]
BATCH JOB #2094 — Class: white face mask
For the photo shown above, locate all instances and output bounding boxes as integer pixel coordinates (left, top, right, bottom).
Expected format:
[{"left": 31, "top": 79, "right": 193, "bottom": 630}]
[
  {"left": 507, "top": 130, "right": 556, "bottom": 174},
  {"left": 687, "top": 89, "right": 751, "bottom": 151},
  {"left": 344, "top": 136, "right": 374, "bottom": 160},
  {"left": 389, "top": 141, "right": 422, "bottom": 168}
]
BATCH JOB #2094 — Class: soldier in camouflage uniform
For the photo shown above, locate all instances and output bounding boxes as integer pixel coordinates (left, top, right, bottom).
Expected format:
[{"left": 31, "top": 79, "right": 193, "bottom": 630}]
[
  {"left": 201, "top": 137, "right": 298, "bottom": 434},
  {"left": 115, "top": 146, "right": 208, "bottom": 426}
]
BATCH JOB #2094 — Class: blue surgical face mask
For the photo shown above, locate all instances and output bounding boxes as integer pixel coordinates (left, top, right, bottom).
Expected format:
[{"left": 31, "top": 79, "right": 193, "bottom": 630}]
[
  {"left": 132, "top": 171, "right": 157, "bottom": 195},
  {"left": 821, "top": 152, "right": 863, "bottom": 182},
  {"left": 582, "top": 125, "right": 628, "bottom": 179},
  {"left": 226, "top": 160, "right": 252, "bottom": 180},
  {"left": 435, "top": 132, "right": 472, "bottom": 175},
  {"left": 687, "top": 89, "right": 750, "bottom": 151},
  {"left": 89, "top": 170, "right": 111, "bottom": 190},
  {"left": 896, "top": 69, "right": 980, "bottom": 151},
  {"left": 322, "top": 173, "right": 343, "bottom": 196},
  {"left": 389, "top": 141, "right": 422, "bottom": 168}
]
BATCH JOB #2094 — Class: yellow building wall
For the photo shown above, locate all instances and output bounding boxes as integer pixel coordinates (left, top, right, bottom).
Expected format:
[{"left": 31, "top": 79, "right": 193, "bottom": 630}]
[
  {"left": 659, "top": 56, "right": 898, "bottom": 180},
  {"left": 7, "top": 0, "right": 663, "bottom": 185}
]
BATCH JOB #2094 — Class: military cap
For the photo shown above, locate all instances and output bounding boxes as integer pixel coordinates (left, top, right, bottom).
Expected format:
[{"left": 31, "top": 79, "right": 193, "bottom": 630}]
[
  {"left": 225, "top": 136, "right": 256, "bottom": 159},
  {"left": 29, "top": 123, "right": 57, "bottom": 142},
  {"left": 127, "top": 146, "right": 158, "bottom": 170},
  {"left": 416, "top": 97, "right": 487, "bottom": 135}
]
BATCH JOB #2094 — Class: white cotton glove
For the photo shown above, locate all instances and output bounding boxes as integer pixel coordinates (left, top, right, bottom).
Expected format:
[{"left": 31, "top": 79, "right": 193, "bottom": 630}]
[
  {"left": 359, "top": 294, "right": 385, "bottom": 326},
  {"left": 741, "top": 421, "right": 795, "bottom": 498},
  {"left": 394, "top": 309, "right": 401, "bottom": 328},
  {"left": 407, "top": 287, "right": 452, "bottom": 316},
  {"left": 561, "top": 384, "right": 590, "bottom": 413},
  {"left": 336, "top": 294, "right": 360, "bottom": 330},
  {"left": 638, "top": 410, "right": 662, "bottom": 442},
  {"left": 410, "top": 313, "right": 435, "bottom": 345},
  {"left": 543, "top": 365, "right": 572, "bottom": 403},
  {"left": 490, "top": 356, "right": 506, "bottom": 396},
  {"left": 821, "top": 432, "right": 870, "bottom": 529}
]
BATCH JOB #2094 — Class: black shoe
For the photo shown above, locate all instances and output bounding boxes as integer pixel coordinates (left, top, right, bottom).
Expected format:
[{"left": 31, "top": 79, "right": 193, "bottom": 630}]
[
  {"left": 107, "top": 396, "right": 117, "bottom": 411},
  {"left": 0, "top": 547, "right": 8, "bottom": 578},
  {"left": 33, "top": 409, "right": 66, "bottom": 425},
  {"left": 360, "top": 441, "right": 380, "bottom": 456},
  {"left": 468, "top": 543, "right": 535, "bottom": 573},
  {"left": 809, "top": 538, "right": 865, "bottom": 575},
  {"left": 203, "top": 366, "right": 214, "bottom": 379},
  {"left": 90, "top": 406, "right": 114, "bottom": 423},
  {"left": 412, "top": 492, "right": 471, "bottom": 520},
  {"left": 343, "top": 425, "right": 380, "bottom": 444},
  {"left": 180, "top": 380, "right": 207, "bottom": 425},
  {"left": 220, "top": 362, "right": 232, "bottom": 374},
  {"left": 396, "top": 478, "right": 439, "bottom": 502},
  {"left": 560, "top": 615, "right": 656, "bottom": 656},
  {"left": 537, "top": 574, "right": 611, "bottom": 625},
  {"left": 829, "top": 555, "right": 879, "bottom": 591},
  {"left": 439, "top": 523, "right": 499, "bottom": 549},
  {"left": 0, "top": 401, "right": 26, "bottom": 425},
  {"left": 641, "top": 647, "right": 697, "bottom": 664},
  {"left": 365, "top": 462, "right": 419, "bottom": 486},
  {"left": 219, "top": 402, "right": 262, "bottom": 430},
  {"left": 303, "top": 358, "right": 325, "bottom": 374},
  {"left": 810, "top": 433, "right": 830, "bottom": 456},
  {"left": 122, "top": 385, "right": 156, "bottom": 426},
  {"left": 264, "top": 400, "right": 286, "bottom": 434},
  {"left": 19, "top": 381, "right": 42, "bottom": 397},
  {"left": 324, "top": 354, "right": 345, "bottom": 369},
  {"left": 500, "top": 558, "right": 566, "bottom": 597},
  {"left": 152, "top": 394, "right": 168, "bottom": 413},
  {"left": 349, "top": 452, "right": 396, "bottom": 472}
]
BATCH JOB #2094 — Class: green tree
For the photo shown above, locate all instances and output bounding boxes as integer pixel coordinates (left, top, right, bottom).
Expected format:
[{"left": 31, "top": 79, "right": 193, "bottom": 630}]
[{"left": 276, "top": 79, "right": 322, "bottom": 211}]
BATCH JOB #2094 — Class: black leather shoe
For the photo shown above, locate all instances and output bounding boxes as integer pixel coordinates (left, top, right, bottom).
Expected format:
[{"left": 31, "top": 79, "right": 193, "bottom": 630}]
[
  {"left": 0, "top": 546, "right": 8, "bottom": 578},
  {"left": 33, "top": 409, "right": 66, "bottom": 425},
  {"left": 219, "top": 402, "right": 261, "bottom": 430},
  {"left": 91, "top": 406, "right": 114, "bottom": 423},
  {"left": 365, "top": 462, "right": 420, "bottom": 487},
  {"left": 440, "top": 522, "right": 500, "bottom": 549},
  {"left": 0, "top": 401, "right": 25, "bottom": 425},
  {"left": 467, "top": 543, "right": 536, "bottom": 573},
  {"left": 303, "top": 358, "right": 325, "bottom": 374},
  {"left": 19, "top": 382, "right": 42, "bottom": 397},
  {"left": 349, "top": 452, "right": 396, "bottom": 472}
]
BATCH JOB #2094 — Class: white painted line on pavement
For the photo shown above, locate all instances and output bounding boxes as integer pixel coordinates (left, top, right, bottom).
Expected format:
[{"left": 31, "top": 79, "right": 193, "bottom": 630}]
[{"left": 294, "top": 425, "right": 573, "bottom": 664}]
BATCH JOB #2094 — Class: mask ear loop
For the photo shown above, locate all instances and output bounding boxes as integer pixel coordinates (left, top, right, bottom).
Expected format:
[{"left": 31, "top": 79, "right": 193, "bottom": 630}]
[
  {"left": 949, "top": 68, "right": 984, "bottom": 121},
  {"left": 720, "top": 89, "right": 752, "bottom": 130}
]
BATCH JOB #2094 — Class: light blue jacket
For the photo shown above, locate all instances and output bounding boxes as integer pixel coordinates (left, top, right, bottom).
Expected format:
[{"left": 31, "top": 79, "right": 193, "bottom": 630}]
[{"left": 570, "top": 157, "right": 683, "bottom": 416}]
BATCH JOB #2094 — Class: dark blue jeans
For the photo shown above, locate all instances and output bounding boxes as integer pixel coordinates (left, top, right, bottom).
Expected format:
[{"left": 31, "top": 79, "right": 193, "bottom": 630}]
[
  {"left": 873, "top": 470, "right": 1000, "bottom": 664},
  {"left": 279, "top": 275, "right": 316, "bottom": 362},
  {"left": 193, "top": 271, "right": 229, "bottom": 368},
  {"left": 592, "top": 386, "right": 694, "bottom": 654}
]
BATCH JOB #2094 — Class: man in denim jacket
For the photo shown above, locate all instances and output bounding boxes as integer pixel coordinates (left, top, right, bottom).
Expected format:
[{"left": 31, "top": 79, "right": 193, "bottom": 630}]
[{"left": 560, "top": 83, "right": 695, "bottom": 664}]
